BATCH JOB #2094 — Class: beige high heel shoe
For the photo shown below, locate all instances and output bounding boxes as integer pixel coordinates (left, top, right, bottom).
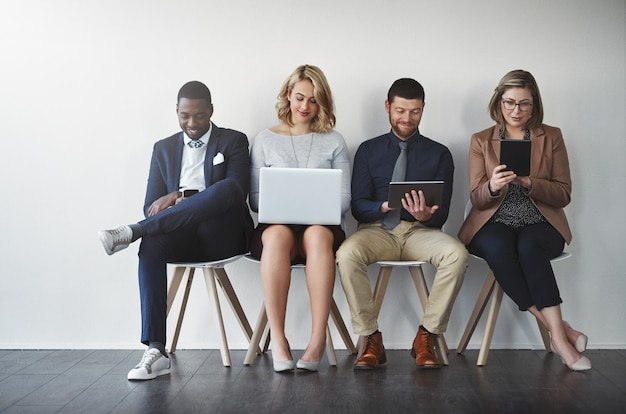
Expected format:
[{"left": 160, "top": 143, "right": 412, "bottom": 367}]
[
  {"left": 550, "top": 339, "right": 592, "bottom": 371},
  {"left": 563, "top": 321, "right": 588, "bottom": 353}
]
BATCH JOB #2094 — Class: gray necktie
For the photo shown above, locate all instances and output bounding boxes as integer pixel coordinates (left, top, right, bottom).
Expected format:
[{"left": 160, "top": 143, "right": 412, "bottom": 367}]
[
  {"left": 188, "top": 140, "right": 204, "bottom": 148},
  {"left": 382, "top": 141, "right": 408, "bottom": 229}
]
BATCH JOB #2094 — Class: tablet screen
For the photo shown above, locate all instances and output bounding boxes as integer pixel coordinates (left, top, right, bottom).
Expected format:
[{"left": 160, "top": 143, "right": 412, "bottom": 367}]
[
  {"left": 388, "top": 181, "right": 444, "bottom": 208},
  {"left": 500, "top": 139, "right": 531, "bottom": 176}
]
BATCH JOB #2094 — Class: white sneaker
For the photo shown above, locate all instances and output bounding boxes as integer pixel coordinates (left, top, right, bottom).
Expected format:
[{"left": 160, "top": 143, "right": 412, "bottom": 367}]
[
  {"left": 127, "top": 348, "right": 171, "bottom": 380},
  {"left": 98, "top": 225, "right": 133, "bottom": 255}
]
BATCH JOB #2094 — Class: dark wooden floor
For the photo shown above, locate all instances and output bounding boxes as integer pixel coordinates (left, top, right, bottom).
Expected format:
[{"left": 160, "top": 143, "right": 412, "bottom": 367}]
[{"left": 1, "top": 348, "right": 625, "bottom": 414}]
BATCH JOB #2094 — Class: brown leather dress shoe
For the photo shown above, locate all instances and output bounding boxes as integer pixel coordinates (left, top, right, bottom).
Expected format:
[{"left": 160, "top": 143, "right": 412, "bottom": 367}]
[
  {"left": 354, "top": 331, "right": 387, "bottom": 370},
  {"left": 411, "top": 325, "right": 440, "bottom": 369}
]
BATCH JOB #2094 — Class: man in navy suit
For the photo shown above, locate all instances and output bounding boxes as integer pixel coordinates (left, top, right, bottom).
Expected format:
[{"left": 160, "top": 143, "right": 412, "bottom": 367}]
[{"left": 98, "top": 81, "right": 253, "bottom": 380}]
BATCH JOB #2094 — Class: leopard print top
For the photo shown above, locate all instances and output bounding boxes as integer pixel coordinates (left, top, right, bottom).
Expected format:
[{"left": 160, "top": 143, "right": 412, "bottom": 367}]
[{"left": 489, "top": 184, "right": 545, "bottom": 228}]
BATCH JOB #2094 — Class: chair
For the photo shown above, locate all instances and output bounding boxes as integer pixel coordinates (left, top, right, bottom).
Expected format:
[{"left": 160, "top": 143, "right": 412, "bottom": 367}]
[
  {"left": 456, "top": 200, "right": 570, "bottom": 366},
  {"left": 166, "top": 254, "right": 258, "bottom": 367},
  {"left": 243, "top": 255, "right": 357, "bottom": 366},
  {"left": 371, "top": 260, "right": 450, "bottom": 365}
]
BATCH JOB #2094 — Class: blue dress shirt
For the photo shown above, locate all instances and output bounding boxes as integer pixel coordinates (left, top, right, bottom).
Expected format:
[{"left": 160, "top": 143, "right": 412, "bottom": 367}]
[{"left": 351, "top": 131, "right": 454, "bottom": 228}]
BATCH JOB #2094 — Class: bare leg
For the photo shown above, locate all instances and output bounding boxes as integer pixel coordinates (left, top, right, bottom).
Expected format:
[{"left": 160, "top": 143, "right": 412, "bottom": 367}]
[
  {"left": 300, "top": 225, "right": 335, "bottom": 362},
  {"left": 260, "top": 225, "right": 295, "bottom": 362}
]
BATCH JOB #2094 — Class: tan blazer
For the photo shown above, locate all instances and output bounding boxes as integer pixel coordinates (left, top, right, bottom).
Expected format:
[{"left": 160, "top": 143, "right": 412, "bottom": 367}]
[{"left": 458, "top": 124, "right": 572, "bottom": 245}]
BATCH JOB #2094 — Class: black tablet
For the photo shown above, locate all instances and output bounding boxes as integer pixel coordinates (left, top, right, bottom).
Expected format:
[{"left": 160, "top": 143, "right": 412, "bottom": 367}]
[
  {"left": 500, "top": 139, "right": 531, "bottom": 176},
  {"left": 388, "top": 181, "right": 444, "bottom": 208}
]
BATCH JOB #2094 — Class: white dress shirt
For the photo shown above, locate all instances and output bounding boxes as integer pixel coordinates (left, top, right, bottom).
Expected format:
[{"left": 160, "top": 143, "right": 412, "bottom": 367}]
[{"left": 179, "top": 123, "right": 213, "bottom": 191}]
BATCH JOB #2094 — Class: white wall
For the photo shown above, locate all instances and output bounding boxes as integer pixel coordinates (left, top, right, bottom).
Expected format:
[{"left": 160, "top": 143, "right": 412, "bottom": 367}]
[{"left": 1, "top": 0, "right": 624, "bottom": 351}]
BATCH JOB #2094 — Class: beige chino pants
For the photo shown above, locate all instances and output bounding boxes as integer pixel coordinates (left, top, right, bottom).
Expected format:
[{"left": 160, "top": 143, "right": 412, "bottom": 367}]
[{"left": 336, "top": 220, "right": 468, "bottom": 336}]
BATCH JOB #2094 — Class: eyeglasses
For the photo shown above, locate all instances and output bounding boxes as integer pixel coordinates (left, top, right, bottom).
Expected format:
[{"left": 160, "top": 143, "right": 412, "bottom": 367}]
[{"left": 501, "top": 99, "right": 533, "bottom": 112}]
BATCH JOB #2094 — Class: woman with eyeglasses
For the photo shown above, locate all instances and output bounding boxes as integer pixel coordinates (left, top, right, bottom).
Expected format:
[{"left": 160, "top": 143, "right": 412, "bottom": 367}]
[{"left": 458, "top": 69, "right": 590, "bottom": 371}]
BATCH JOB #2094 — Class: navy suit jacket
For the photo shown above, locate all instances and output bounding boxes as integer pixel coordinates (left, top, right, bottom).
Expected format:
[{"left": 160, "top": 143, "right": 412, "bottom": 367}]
[
  {"left": 143, "top": 123, "right": 253, "bottom": 237},
  {"left": 351, "top": 131, "right": 454, "bottom": 229}
]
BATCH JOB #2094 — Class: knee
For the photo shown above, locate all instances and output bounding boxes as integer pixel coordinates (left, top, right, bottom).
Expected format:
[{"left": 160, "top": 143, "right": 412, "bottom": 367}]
[
  {"left": 471, "top": 239, "right": 505, "bottom": 264},
  {"left": 517, "top": 238, "right": 543, "bottom": 262},
  {"left": 517, "top": 235, "right": 535, "bottom": 252},
  {"left": 212, "top": 178, "right": 245, "bottom": 204},
  {"left": 336, "top": 236, "right": 361, "bottom": 264},
  {"left": 451, "top": 239, "right": 468, "bottom": 259},
  {"left": 444, "top": 239, "right": 469, "bottom": 268},
  {"left": 336, "top": 237, "right": 370, "bottom": 280},
  {"left": 262, "top": 225, "right": 295, "bottom": 250},
  {"left": 302, "top": 226, "right": 333, "bottom": 250}
]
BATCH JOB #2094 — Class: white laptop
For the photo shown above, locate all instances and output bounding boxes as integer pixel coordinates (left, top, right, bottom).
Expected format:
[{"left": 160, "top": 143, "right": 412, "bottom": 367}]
[{"left": 258, "top": 167, "right": 342, "bottom": 225}]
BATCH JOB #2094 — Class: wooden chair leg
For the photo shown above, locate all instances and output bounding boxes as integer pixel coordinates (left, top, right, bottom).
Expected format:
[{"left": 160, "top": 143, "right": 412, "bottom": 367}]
[
  {"left": 409, "top": 266, "right": 430, "bottom": 310},
  {"left": 244, "top": 303, "right": 268, "bottom": 365},
  {"left": 456, "top": 271, "right": 497, "bottom": 354},
  {"left": 329, "top": 299, "right": 357, "bottom": 354},
  {"left": 537, "top": 319, "right": 552, "bottom": 352},
  {"left": 408, "top": 265, "right": 449, "bottom": 365},
  {"left": 262, "top": 327, "right": 271, "bottom": 353},
  {"left": 213, "top": 268, "right": 261, "bottom": 353},
  {"left": 372, "top": 266, "right": 393, "bottom": 317},
  {"left": 166, "top": 266, "right": 188, "bottom": 317},
  {"left": 477, "top": 282, "right": 504, "bottom": 366},
  {"left": 203, "top": 268, "right": 231, "bottom": 367},
  {"left": 170, "top": 268, "right": 195, "bottom": 353},
  {"left": 325, "top": 325, "right": 338, "bottom": 366}
]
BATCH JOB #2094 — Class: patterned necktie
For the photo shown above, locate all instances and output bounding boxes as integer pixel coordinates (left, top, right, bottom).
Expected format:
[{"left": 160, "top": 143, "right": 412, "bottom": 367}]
[
  {"left": 382, "top": 141, "right": 408, "bottom": 229},
  {"left": 188, "top": 140, "right": 204, "bottom": 148}
]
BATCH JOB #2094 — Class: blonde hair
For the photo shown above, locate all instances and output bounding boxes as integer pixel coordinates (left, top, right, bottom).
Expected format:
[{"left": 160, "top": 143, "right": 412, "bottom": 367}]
[
  {"left": 276, "top": 64, "right": 336, "bottom": 133},
  {"left": 488, "top": 69, "right": 544, "bottom": 130}
]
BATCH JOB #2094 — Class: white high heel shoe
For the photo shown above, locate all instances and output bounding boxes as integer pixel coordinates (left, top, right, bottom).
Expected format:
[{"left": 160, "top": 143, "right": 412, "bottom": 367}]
[
  {"left": 296, "top": 346, "right": 325, "bottom": 372},
  {"left": 273, "top": 358, "right": 296, "bottom": 372},
  {"left": 272, "top": 342, "right": 295, "bottom": 372},
  {"left": 296, "top": 358, "right": 320, "bottom": 372}
]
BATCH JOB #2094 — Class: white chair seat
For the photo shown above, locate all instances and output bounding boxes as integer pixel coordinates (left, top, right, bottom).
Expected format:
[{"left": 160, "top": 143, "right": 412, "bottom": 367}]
[{"left": 166, "top": 254, "right": 256, "bottom": 367}]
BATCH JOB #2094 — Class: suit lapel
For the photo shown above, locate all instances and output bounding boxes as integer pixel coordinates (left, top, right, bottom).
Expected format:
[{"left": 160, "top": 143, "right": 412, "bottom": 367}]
[
  {"left": 171, "top": 132, "right": 185, "bottom": 191},
  {"left": 204, "top": 125, "right": 221, "bottom": 186},
  {"left": 530, "top": 126, "right": 546, "bottom": 176},
  {"left": 490, "top": 126, "right": 501, "bottom": 165}
]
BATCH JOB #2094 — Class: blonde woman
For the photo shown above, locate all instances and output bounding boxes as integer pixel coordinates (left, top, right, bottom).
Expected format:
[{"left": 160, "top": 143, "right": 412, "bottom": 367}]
[{"left": 249, "top": 65, "right": 351, "bottom": 372}]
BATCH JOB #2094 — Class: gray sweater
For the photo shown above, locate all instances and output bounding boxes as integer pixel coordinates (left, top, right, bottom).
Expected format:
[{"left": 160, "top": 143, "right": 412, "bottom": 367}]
[{"left": 249, "top": 128, "right": 351, "bottom": 216}]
